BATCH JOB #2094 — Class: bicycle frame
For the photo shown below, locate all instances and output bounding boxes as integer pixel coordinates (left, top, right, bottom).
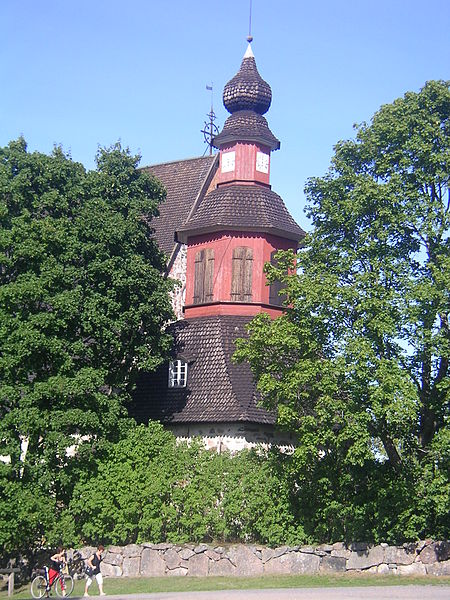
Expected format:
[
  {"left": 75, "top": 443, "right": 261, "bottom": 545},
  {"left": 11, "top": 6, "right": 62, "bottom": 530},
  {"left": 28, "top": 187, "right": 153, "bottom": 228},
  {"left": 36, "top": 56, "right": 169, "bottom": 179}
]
[{"left": 31, "top": 564, "right": 74, "bottom": 598}]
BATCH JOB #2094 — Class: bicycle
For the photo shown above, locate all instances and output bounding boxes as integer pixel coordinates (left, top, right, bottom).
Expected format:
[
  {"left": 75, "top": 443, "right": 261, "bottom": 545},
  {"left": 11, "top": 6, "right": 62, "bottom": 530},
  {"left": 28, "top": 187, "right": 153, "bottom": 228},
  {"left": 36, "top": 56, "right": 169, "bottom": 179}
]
[{"left": 30, "top": 564, "right": 74, "bottom": 598}]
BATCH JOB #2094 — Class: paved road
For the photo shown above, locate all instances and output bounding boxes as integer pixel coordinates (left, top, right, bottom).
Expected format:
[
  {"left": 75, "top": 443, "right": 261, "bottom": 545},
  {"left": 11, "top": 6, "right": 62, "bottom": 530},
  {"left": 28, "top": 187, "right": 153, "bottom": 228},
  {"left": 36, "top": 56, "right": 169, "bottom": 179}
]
[{"left": 73, "top": 586, "right": 450, "bottom": 600}]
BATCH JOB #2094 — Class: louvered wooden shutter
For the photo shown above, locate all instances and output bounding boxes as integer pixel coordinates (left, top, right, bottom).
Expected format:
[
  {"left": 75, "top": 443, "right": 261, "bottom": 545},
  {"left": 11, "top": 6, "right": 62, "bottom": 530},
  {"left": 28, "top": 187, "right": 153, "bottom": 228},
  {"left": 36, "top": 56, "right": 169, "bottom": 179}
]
[
  {"left": 231, "top": 247, "right": 244, "bottom": 301},
  {"left": 193, "top": 248, "right": 214, "bottom": 304},
  {"left": 231, "top": 246, "right": 253, "bottom": 301},
  {"left": 243, "top": 248, "right": 253, "bottom": 301},
  {"left": 204, "top": 248, "right": 215, "bottom": 302},
  {"left": 193, "top": 250, "right": 205, "bottom": 304}
]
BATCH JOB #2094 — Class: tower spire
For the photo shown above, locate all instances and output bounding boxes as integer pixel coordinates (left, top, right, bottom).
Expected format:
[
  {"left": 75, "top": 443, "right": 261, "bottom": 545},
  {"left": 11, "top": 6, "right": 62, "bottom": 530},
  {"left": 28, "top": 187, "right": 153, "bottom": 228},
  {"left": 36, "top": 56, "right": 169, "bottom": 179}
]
[
  {"left": 247, "top": 0, "right": 253, "bottom": 43},
  {"left": 177, "top": 39, "right": 304, "bottom": 324}
]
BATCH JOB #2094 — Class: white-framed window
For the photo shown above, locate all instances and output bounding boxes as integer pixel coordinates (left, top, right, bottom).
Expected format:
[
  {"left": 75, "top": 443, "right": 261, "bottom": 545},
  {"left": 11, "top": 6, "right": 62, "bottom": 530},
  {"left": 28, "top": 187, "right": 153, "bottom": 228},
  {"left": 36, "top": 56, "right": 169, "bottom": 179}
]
[{"left": 168, "top": 360, "right": 188, "bottom": 388}]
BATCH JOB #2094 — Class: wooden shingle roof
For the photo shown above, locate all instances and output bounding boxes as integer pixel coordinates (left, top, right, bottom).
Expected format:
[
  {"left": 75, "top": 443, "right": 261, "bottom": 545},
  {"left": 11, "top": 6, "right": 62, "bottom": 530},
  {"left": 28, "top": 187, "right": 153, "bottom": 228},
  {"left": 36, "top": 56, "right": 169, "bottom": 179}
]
[
  {"left": 223, "top": 48, "right": 272, "bottom": 115},
  {"left": 130, "top": 315, "right": 275, "bottom": 425},
  {"left": 177, "top": 184, "right": 305, "bottom": 242},
  {"left": 142, "top": 155, "right": 218, "bottom": 257},
  {"left": 213, "top": 110, "right": 280, "bottom": 150}
]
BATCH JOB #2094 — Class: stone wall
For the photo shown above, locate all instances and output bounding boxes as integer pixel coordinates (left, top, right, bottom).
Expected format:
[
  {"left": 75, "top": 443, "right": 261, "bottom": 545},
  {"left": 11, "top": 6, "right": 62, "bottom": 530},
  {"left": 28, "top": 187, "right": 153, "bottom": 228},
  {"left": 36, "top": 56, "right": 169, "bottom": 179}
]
[
  {"left": 168, "top": 243, "right": 187, "bottom": 321},
  {"left": 74, "top": 540, "right": 450, "bottom": 578},
  {"left": 168, "top": 422, "right": 297, "bottom": 453}
]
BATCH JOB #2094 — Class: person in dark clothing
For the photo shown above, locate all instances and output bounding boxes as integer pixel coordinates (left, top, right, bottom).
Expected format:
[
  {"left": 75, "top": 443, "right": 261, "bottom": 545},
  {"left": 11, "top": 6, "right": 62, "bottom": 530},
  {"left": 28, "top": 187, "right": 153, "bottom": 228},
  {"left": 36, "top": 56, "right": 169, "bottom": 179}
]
[
  {"left": 47, "top": 547, "right": 66, "bottom": 595},
  {"left": 84, "top": 545, "right": 106, "bottom": 597}
]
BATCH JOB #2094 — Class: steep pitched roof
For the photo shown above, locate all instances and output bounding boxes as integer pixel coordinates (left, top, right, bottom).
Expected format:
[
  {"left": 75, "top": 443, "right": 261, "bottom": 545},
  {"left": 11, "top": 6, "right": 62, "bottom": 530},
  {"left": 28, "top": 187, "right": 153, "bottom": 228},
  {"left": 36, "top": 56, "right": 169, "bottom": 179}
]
[
  {"left": 130, "top": 315, "right": 275, "bottom": 425},
  {"left": 142, "top": 155, "right": 218, "bottom": 256}
]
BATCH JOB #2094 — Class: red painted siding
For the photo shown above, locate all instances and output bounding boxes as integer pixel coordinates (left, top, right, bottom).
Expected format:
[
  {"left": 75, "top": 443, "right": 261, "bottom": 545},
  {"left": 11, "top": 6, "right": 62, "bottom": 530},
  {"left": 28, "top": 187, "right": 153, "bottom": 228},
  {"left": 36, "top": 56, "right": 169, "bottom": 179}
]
[
  {"left": 184, "top": 302, "right": 284, "bottom": 319},
  {"left": 217, "top": 142, "right": 271, "bottom": 186},
  {"left": 184, "top": 231, "right": 296, "bottom": 318}
]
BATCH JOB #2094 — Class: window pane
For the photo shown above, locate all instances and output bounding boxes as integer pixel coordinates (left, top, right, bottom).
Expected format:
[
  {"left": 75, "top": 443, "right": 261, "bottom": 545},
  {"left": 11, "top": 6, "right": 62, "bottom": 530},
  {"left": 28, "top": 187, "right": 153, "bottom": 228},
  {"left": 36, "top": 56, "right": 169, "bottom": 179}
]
[{"left": 168, "top": 360, "right": 188, "bottom": 388}]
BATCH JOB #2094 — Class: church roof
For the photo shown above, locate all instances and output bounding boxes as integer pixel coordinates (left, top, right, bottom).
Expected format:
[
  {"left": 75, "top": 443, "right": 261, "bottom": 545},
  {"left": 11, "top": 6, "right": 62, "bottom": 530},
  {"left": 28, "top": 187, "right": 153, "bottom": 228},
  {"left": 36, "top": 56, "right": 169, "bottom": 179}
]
[
  {"left": 177, "top": 184, "right": 305, "bottom": 242},
  {"left": 130, "top": 315, "right": 275, "bottom": 425},
  {"left": 142, "top": 155, "right": 218, "bottom": 256}
]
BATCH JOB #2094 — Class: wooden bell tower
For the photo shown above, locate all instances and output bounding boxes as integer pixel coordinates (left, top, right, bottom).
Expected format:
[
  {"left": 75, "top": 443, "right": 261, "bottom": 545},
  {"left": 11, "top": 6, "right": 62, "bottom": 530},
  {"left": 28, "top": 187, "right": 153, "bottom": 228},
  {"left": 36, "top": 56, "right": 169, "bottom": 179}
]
[{"left": 177, "top": 42, "right": 303, "bottom": 321}]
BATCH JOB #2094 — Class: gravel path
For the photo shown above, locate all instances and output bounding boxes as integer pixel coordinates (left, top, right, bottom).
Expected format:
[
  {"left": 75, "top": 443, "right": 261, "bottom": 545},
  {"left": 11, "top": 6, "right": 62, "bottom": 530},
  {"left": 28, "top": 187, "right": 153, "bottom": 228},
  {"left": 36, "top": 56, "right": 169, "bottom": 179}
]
[{"left": 76, "top": 584, "right": 450, "bottom": 600}]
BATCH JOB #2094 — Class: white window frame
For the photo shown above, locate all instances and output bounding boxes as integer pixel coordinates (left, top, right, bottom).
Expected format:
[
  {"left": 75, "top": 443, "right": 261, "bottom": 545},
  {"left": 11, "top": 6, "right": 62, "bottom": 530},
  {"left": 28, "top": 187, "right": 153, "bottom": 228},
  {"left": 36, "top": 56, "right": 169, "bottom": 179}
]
[{"left": 168, "top": 360, "right": 188, "bottom": 388}]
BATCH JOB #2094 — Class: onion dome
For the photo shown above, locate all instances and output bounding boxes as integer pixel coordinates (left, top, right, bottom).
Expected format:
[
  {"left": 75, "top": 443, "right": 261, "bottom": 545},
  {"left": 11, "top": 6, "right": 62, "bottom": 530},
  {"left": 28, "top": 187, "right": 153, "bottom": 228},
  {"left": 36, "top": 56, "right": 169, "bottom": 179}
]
[
  {"left": 222, "top": 44, "right": 272, "bottom": 115},
  {"left": 213, "top": 44, "right": 280, "bottom": 151}
]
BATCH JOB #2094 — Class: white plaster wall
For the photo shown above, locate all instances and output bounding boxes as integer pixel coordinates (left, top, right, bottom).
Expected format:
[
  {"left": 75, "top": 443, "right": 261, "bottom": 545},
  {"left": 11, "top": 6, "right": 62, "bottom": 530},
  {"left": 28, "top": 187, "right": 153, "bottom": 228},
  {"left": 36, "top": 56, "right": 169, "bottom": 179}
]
[
  {"left": 168, "top": 422, "right": 296, "bottom": 454},
  {"left": 168, "top": 245, "right": 187, "bottom": 321}
]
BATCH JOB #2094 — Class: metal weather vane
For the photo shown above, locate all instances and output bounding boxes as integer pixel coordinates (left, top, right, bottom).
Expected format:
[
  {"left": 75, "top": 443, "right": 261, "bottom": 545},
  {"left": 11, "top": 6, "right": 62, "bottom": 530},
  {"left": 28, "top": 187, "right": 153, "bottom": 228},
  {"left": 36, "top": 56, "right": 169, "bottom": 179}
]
[{"left": 201, "top": 83, "right": 219, "bottom": 156}]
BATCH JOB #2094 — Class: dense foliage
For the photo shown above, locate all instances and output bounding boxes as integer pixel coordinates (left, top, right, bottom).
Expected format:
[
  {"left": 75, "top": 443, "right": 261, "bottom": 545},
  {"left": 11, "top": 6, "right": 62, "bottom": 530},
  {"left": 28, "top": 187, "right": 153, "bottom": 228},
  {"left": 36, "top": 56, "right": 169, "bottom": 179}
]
[
  {"left": 0, "top": 140, "right": 175, "bottom": 555},
  {"left": 66, "top": 422, "right": 304, "bottom": 548},
  {"left": 235, "top": 80, "right": 450, "bottom": 542}
]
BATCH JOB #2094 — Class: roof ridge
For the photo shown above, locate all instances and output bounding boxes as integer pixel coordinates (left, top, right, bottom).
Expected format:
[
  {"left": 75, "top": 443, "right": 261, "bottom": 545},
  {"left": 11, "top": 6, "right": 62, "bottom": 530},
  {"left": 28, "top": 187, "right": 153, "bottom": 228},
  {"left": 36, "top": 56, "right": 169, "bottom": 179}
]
[{"left": 142, "top": 155, "right": 217, "bottom": 169}]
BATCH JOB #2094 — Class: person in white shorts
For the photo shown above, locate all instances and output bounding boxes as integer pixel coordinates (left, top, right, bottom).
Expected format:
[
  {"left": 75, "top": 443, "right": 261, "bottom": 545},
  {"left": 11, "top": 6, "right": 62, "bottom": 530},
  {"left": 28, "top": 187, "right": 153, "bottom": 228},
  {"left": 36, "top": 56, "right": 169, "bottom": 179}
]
[{"left": 84, "top": 544, "right": 106, "bottom": 597}]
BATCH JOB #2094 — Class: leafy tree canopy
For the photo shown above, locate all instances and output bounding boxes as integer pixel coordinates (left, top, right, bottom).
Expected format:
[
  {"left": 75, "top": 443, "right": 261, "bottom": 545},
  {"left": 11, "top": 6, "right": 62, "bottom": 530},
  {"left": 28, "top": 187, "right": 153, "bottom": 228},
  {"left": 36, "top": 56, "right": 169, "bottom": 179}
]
[
  {"left": 0, "top": 139, "right": 175, "bottom": 553},
  {"left": 235, "top": 80, "right": 450, "bottom": 542}
]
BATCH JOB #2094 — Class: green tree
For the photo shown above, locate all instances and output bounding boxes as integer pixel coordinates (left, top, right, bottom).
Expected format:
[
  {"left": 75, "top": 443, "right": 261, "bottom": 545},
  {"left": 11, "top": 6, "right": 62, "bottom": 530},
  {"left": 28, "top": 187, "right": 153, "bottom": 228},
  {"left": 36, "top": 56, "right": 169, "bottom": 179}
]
[
  {"left": 0, "top": 139, "right": 175, "bottom": 555},
  {"left": 235, "top": 81, "right": 450, "bottom": 542}
]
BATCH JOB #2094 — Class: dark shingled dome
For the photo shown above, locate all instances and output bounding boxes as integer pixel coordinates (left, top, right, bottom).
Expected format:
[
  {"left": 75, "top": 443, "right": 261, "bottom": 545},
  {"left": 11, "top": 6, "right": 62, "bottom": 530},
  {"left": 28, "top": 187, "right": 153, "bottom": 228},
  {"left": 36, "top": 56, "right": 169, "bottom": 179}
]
[
  {"left": 213, "top": 110, "right": 280, "bottom": 151},
  {"left": 177, "top": 184, "right": 305, "bottom": 242},
  {"left": 223, "top": 52, "right": 272, "bottom": 115}
]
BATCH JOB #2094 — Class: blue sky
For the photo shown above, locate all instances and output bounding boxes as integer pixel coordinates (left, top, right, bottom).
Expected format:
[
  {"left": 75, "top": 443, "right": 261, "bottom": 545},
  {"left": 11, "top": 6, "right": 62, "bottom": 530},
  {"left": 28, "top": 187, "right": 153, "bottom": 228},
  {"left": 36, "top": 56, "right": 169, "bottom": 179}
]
[{"left": 1, "top": 0, "right": 449, "bottom": 229}]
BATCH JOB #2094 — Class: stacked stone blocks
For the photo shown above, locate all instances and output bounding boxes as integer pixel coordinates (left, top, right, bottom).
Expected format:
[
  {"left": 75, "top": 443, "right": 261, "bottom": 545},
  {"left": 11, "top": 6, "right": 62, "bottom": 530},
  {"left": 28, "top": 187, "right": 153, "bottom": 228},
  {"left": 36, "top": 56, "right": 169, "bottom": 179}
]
[{"left": 75, "top": 540, "right": 449, "bottom": 578}]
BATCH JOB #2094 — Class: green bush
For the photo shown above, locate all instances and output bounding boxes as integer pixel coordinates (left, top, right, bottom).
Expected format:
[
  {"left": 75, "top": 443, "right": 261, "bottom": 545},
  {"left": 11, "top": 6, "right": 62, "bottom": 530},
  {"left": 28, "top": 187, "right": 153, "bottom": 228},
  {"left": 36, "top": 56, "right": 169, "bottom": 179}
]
[{"left": 67, "top": 423, "right": 306, "bottom": 547}]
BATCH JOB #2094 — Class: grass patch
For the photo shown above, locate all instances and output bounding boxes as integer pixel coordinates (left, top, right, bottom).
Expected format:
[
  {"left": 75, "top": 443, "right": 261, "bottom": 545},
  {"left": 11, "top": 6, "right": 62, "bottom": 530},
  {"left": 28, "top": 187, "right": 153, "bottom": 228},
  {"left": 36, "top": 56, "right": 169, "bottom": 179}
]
[{"left": 2, "top": 573, "right": 449, "bottom": 599}]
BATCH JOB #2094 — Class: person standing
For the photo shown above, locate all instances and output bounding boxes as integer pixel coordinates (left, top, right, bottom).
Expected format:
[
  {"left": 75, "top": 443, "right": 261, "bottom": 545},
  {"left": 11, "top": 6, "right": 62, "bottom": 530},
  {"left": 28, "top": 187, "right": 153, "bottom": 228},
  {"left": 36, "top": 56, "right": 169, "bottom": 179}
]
[
  {"left": 48, "top": 547, "right": 66, "bottom": 596},
  {"left": 84, "top": 545, "right": 106, "bottom": 597}
]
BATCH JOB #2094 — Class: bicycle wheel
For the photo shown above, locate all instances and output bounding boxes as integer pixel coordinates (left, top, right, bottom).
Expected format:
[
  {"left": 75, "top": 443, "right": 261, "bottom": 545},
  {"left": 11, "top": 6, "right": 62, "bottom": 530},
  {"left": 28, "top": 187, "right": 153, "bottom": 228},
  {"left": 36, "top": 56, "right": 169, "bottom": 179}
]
[
  {"left": 55, "top": 574, "right": 74, "bottom": 597},
  {"left": 30, "top": 575, "right": 48, "bottom": 599}
]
